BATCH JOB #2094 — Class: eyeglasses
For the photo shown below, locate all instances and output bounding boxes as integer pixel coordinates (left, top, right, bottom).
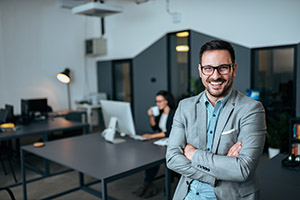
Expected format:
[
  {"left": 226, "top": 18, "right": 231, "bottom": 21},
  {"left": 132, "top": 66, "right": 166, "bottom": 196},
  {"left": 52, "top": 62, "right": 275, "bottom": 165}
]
[
  {"left": 156, "top": 99, "right": 166, "bottom": 103},
  {"left": 200, "top": 63, "right": 234, "bottom": 76}
]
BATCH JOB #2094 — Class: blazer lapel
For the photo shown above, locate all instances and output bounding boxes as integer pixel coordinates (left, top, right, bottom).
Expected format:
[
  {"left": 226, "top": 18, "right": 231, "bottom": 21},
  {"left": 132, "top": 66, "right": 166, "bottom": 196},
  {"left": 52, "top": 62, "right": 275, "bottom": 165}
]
[
  {"left": 197, "top": 94, "right": 207, "bottom": 151},
  {"left": 212, "top": 90, "right": 236, "bottom": 153}
]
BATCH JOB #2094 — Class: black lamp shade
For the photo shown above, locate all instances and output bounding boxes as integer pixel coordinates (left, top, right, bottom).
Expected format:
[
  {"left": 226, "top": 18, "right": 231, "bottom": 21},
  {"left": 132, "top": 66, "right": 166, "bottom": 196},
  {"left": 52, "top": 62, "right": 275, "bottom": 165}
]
[{"left": 57, "top": 68, "right": 71, "bottom": 84}]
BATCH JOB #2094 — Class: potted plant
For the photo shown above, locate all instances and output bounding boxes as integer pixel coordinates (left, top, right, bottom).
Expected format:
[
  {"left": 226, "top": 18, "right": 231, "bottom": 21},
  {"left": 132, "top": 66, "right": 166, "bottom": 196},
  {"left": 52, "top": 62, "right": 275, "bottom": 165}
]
[{"left": 266, "top": 112, "right": 289, "bottom": 158}]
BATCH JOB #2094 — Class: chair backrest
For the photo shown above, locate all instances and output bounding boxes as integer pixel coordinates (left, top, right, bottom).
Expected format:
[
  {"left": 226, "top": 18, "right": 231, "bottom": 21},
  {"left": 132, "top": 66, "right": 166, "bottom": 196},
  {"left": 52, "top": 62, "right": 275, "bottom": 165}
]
[{"left": 0, "top": 187, "right": 16, "bottom": 200}]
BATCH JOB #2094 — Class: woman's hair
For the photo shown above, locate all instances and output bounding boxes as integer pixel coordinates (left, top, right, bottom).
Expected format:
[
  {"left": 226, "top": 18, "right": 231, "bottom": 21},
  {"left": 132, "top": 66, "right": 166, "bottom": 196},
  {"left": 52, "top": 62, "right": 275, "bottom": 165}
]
[{"left": 156, "top": 90, "right": 176, "bottom": 109}]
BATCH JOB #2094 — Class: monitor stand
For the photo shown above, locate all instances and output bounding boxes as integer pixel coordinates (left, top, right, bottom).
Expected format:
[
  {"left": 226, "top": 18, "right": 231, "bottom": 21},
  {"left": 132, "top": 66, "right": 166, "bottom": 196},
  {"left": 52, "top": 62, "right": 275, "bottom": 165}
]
[{"left": 102, "top": 117, "right": 126, "bottom": 144}]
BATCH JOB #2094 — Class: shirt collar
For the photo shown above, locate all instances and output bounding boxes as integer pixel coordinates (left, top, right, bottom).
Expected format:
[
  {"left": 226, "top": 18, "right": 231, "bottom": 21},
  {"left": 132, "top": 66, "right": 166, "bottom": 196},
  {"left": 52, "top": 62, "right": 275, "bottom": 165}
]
[{"left": 204, "top": 89, "right": 232, "bottom": 108}]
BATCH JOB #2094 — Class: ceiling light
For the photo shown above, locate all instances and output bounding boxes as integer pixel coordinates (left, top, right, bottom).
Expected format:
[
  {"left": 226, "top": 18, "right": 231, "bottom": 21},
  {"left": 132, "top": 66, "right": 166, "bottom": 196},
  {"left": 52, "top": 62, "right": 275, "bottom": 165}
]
[
  {"left": 176, "top": 31, "right": 189, "bottom": 37},
  {"left": 176, "top": 45, "right": 189, "bottom": 52}
]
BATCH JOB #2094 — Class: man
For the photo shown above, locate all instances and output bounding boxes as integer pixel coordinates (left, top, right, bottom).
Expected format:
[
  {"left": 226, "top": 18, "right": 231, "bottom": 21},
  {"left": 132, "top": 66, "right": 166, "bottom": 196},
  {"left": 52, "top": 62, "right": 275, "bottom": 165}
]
[{"left": 166, "top": 40, "right": 266, "bottom": 200}]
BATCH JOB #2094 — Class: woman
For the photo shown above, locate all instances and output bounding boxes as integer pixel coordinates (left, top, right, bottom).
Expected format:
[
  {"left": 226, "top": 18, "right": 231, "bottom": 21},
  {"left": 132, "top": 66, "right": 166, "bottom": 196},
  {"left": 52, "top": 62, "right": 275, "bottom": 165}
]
[
  {"left": 142, "top": 90, "right": 176, "bottom": 139},
  {"left": 133, "top": 90, "right": 176, "bottom": 198}
]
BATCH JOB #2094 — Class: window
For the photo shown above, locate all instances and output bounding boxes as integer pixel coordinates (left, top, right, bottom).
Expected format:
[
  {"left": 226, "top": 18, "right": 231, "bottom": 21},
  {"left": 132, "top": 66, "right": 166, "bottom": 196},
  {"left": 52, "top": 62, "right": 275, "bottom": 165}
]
[
  {"left": 168, "top": 31, "right": 190, "bottom": 101},
  {"left": 112, "top": 60, "right": 132, "bottom": 103},
  {"left": 252, "top": 45, "right": 296, "bottom": 115}
]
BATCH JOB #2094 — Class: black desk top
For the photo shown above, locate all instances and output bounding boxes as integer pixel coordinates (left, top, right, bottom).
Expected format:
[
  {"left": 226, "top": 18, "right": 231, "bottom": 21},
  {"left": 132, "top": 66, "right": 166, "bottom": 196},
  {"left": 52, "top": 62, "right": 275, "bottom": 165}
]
[
  {"left": 257, "top": 154, "right": 300, "bottom": 200},
  {"left": 22, "top": 133, "right": 166, "bottom": 180},
  {"left": 0, "top": 117, "right": 89, "bottom": 141}
]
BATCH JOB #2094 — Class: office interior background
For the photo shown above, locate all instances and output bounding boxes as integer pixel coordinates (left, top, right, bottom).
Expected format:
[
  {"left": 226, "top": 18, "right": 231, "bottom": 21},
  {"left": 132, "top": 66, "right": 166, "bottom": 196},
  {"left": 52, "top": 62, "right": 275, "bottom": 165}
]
[
  {"left": 1, "top": 0, "right": 300, "bottom": 148},
  {"left": 1, "top": 0, "right": 300, "bottom": 199}
]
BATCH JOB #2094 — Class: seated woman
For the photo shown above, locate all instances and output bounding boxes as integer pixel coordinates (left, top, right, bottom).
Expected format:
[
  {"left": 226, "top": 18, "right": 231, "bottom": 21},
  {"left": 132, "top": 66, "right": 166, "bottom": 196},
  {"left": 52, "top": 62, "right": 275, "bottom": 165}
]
[{"left": 133, "top": 90, "right": 176, "bottom": 198}]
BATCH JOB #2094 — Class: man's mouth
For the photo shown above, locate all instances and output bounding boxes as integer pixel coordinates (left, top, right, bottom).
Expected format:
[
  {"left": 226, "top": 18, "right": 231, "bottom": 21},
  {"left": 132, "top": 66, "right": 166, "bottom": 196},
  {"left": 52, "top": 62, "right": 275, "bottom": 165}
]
[{"left": 210, "top": 81, "right": 223, "bottom": 85}]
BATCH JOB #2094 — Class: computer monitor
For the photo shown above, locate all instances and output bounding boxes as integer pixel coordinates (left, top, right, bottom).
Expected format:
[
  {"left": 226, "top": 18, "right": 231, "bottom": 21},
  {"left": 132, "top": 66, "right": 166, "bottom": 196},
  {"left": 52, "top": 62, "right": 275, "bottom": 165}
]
[
  {"left": 0, "top": 108, "right": 8, "bottom": 124},
  {"left": 5, "top": 104, "right": 14, "bottom": 123},
  {"left": 21, "top": 98, "right": 49, "bottom": 117},
  {"left": 100, "top": 100, "right": 136, "bottom": 144}
]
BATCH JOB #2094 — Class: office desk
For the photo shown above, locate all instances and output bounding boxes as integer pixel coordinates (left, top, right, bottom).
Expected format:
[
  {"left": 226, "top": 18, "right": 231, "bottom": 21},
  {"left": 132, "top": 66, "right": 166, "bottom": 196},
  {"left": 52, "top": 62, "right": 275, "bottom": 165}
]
[
  {"left": 0, "top": 117, "right": 90, "bottom": 185},
  {"left": 0, "top": 117, "right": 89, "bottom": 142},
  {"left": 21, "top": 133, "right": 170, "bottom": 200},
  {"left": 257, "top": 154, "right": 300, "bottom": 199}
]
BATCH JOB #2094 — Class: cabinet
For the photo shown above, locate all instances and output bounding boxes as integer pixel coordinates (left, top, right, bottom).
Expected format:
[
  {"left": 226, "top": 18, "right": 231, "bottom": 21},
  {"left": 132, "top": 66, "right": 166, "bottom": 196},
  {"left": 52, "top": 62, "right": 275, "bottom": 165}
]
[
  {"left": 289, "top": 118, "right": 300, "bottom": 155},
  {"left": 75, "top": 104, "right": 101, "bottom": 132}
]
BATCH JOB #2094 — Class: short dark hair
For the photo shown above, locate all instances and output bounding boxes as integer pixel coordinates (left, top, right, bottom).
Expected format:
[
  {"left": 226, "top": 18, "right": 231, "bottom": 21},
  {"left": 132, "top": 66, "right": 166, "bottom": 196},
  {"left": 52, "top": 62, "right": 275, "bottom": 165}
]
[
  {"left": 156, "top": 90, "right": 176, "bottom": 109},
  {"left": 199, "top": 40, "right": 235, "bottom": 65}
]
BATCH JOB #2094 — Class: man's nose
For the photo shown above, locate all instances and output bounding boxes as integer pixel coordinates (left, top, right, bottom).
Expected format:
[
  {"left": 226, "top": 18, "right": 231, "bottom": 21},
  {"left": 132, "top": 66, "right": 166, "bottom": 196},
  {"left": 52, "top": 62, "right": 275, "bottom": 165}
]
[{"left": 210, "top": 68, "right": 222, "bottom": 79}]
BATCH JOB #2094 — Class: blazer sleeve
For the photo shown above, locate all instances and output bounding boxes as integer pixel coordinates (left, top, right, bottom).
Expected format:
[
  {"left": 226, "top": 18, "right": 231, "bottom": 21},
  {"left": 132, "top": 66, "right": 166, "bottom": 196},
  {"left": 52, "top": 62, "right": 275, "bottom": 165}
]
[
  {"left": 166, "top": 101, "right": 217, "bottom": 186},
  {"left": 191, "top": 101, "right": 266, "bottom": 182}
]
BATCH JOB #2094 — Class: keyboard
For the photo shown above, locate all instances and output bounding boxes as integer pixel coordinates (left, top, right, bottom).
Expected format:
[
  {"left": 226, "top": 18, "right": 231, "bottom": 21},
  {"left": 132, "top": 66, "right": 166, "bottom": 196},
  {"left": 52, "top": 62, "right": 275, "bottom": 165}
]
[{"left": 153, "top": 138, "right": 169, "bottom": 146}]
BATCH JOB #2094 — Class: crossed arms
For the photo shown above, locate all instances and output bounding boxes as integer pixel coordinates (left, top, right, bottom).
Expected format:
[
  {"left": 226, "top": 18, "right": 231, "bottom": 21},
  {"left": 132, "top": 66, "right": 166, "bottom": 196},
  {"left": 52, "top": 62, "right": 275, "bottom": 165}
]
[{"left": 166, "top": 100, "right": 266, "bottom": 186}]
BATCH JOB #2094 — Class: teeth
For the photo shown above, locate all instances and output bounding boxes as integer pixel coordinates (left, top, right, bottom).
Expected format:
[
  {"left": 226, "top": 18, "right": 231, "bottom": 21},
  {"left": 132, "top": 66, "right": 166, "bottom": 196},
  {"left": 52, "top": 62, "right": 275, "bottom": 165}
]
[{"left": 211, "top": 82, "right": 222, "bottom": 85}]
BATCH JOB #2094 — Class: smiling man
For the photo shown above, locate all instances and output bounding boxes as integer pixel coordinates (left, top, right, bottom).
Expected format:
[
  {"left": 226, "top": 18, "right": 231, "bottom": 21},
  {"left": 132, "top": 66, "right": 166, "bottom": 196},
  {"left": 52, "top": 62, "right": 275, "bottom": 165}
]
[{"left": 166, "top": 40, "right": 266, "bottom": 200}]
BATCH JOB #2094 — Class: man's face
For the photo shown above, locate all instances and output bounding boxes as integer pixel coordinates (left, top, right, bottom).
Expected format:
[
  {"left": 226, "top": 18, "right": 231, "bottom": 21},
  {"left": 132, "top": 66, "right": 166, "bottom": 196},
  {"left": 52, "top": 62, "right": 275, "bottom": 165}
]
[{"left": 198, "top": 49, "right": 237, "bottom": 102}]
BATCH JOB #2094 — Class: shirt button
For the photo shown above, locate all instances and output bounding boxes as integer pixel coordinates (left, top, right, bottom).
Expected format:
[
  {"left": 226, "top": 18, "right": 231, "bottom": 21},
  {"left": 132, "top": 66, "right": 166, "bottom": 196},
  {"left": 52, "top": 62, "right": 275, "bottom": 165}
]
[
  {"left": 213, "top": 114, "right": 216, "bottom": 117},
  {"left": 207, "top": 148, "right": 210, "bottom": 151},
  {"left": 210, "top": 131, "right": 213, "bottom": 134},
  {"left": 196, "top": 192, "right": 199, "bottom": 195}
]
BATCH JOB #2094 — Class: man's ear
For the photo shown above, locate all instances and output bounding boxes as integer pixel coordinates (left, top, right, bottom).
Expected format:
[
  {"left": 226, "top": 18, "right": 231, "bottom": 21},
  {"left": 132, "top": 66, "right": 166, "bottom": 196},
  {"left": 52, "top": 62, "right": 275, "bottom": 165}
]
[
  {"left": 198, "top": 64, "right": 202, "bottom": 78},
  {"left": 233, "top": 63, "right": 237, "bottom": 77}
]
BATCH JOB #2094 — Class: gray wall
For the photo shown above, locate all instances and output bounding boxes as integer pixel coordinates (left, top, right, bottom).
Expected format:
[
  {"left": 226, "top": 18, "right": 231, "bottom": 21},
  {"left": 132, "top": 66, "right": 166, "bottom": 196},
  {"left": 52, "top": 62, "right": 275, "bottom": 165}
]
[
  {"left": 133, "top": 36, "right": 168, "bottom": 132},
  {"left": 190, "top": 30, "right": 251, "bottom": 95},
  {"left": 97, "top": 61, "right": 113, "bottom": 100}
]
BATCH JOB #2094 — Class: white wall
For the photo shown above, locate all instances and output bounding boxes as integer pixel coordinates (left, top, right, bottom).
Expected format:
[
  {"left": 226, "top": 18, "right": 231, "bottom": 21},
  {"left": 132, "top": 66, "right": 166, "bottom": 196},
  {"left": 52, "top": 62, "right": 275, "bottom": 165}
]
[
  {"left": 100, "top": 0, "right": 300, "bottom": 60},
  {"left": 1, "top": 0, "right": 300, "bottom": 113},
  {"left": 0, "top": 0, "right": 99, "bottom": 113}
]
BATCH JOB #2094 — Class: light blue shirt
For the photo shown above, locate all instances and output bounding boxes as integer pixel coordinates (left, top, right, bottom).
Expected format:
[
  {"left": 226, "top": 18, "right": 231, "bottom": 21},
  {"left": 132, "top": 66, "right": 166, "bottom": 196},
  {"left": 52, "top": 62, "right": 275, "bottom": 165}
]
[{"left": 184, "top": 90, "right": 232, "bottom": 200}]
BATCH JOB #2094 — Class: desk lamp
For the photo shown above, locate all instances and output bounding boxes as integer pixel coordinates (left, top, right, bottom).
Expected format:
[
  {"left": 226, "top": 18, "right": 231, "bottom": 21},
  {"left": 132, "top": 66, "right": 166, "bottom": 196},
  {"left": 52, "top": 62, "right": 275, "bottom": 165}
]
[{"left": 57, "top": 68, "right": 71, "bottom": 110}]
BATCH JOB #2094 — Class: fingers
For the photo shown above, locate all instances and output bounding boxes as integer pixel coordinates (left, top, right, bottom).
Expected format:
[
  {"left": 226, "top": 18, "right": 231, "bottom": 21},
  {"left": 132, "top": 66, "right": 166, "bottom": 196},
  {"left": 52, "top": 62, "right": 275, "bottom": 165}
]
[
  {"left": 227, "top": 141, "right": 242, "bottom": 157},
  {"left": 184, "top": 144, "right": 196, "bottom": 161},
  {"left": 142, "top": 134, "right": 151, "bottom": 139},
  {"left": 147, "top": 108, "right": 153, "bottom": 116}
]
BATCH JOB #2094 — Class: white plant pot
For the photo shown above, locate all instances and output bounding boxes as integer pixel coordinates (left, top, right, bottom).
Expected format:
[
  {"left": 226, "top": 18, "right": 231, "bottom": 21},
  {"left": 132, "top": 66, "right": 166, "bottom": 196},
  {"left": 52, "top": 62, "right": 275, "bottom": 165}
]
[{"left": 268, "top": 147, "right": 280, "bottom": 159}]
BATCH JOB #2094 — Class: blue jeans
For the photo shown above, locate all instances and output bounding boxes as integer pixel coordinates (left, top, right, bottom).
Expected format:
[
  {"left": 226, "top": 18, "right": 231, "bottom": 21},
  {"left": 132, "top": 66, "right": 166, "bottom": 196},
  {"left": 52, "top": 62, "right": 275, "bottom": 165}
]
[{"left": 184, "top": 180, "right": 216, "bottom": 200}]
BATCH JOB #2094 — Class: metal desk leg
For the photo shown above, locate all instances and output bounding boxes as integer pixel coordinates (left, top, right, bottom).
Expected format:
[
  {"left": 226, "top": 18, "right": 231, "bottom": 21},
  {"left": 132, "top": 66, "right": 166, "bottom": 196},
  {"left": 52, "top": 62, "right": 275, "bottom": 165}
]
[
  {"left": 101, "top": 179, "right": 107, "bottom": 200},
  {"left": 165, "top": 166, "right": 171, "bottom": 200},
  {"left": 85, "top": 125, "right": 90, "bottom": 134},
  {"left": 21, "top": 148, "right": 27, "bottom": 200},
  {"left": 43, "top": 133, "right": 50, "bottom": 176},
  {"left": 79, "top": 172, "right": 84, "bottom": 187}
]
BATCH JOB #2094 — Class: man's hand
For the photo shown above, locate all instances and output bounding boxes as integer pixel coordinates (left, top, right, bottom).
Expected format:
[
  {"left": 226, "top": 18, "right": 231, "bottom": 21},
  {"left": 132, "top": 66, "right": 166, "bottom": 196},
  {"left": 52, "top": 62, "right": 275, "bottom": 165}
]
[
  {"left": 227, "top": 141, "right": 242, "bottom": 157},
  {"left": 184, "top": 144, "right": 197, "bottom": 160}
]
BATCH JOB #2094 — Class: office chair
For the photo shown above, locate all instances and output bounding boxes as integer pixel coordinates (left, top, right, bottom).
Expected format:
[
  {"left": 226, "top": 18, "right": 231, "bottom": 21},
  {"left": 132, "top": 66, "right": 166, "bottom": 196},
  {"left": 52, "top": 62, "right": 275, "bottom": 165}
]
[
  {"left": 0, "top": 141, "right": 17, "bottom": 183},
  {"left": 0, "top": 187, "right": 16, "bottom": 200}
]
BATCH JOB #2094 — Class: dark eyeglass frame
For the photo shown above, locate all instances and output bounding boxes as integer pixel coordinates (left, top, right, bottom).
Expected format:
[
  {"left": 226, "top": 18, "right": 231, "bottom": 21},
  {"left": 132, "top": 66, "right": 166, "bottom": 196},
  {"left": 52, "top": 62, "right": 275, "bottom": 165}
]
[{"left": 200, "top": 63, "right": 234, "bottom": 76}]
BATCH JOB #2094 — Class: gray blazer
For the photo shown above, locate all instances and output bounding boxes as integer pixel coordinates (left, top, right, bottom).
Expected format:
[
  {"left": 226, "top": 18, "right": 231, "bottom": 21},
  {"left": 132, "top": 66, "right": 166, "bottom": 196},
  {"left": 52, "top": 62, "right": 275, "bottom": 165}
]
[{"left": 166, "top": 89, "right": 266, "bottom": 200}]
